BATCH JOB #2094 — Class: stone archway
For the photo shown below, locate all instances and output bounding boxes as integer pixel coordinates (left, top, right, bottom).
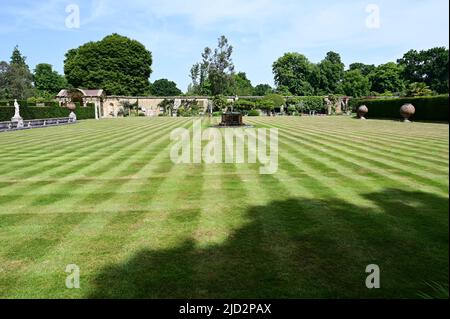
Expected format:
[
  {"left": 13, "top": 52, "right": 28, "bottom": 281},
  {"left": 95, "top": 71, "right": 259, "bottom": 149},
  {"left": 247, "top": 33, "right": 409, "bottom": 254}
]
[{"left": 66, "top": 89, "right": 85, "bottom": 107}]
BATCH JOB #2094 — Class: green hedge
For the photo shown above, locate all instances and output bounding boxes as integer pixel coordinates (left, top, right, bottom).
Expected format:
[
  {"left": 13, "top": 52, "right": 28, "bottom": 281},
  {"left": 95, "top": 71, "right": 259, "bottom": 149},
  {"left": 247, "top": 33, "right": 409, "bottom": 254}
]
[
  {"left": 350, "top": 95, "right": 449, "bottom": 121},
  {"left": 248, "top": 110, "right": 260, "bottom": 116},
  {"left": 0, "top": 100, "right": 59, "bottom": 107},
  {"left": 0, "top": 106, "right": 95, "bottom": 122}
]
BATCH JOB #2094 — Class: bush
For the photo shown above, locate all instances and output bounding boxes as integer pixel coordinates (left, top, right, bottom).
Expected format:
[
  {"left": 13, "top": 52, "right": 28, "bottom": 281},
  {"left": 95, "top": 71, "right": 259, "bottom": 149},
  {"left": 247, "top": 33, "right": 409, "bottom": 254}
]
[
  {"left": 0, "top": 106, "right": 95, "bottom": 122},
  {"left": 265, "top": 94, "right": 285, "bottom": 108},
  {"left": 44, "top": 101, "right": 59, "bottom": 107},
  {"left": 234, "top": 99, "right": 255, "bottom": 112},
  {"left": 248, "top": 110, "right": 260, "bottom": 116},
  {"left": 287, "top": 105, "right": 297, "bottom": 115},
  {"left": 350, "top": 95, "right": 449, "bottom": 121},
  {"left": 298, "top": 96, "right": 326, "bottom": 113},
  {"left": 212, "top": 95, "right": 228, "bottom": 112},
  {"left": 212, "top": 111, "right": 222, "bottom": 117}
]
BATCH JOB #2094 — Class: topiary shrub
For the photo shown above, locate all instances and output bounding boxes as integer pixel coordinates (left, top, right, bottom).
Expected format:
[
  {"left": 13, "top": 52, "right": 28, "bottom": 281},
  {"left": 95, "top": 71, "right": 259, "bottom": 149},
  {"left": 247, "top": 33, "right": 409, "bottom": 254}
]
[{"left": 234, "top": 99, "right": 255, "bottom": 113}]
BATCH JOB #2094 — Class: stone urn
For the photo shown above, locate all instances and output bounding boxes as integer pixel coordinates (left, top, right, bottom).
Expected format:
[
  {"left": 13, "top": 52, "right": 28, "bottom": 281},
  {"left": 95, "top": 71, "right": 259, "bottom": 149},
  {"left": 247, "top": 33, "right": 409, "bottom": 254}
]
[
  {"left": 400, "top": 103, "right": 415, "bottom": 122},
  {"left": 67, "top": 102, "right": 77, "bottom": 122},
  {"left": 357, "top": 105, "right": 368, "bottom": 120}
]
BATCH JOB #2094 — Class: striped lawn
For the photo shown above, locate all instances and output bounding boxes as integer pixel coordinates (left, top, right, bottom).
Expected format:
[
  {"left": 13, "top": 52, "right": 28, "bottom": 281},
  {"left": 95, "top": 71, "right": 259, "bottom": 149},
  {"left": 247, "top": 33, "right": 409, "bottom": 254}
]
[{"left": 0, "top": 117, "right": 448, "bottom": 299}]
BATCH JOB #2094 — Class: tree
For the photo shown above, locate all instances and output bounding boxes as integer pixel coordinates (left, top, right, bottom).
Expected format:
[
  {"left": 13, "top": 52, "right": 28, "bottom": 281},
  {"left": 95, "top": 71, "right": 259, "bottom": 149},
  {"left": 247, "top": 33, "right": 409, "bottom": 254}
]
[
  {"left": 253, "top": 84, "right": 272, "bottom": 96},
  {"left": 404, "top": 82, "right": 433, "bottom": 97},
  {"left": 64, "top": 34, "right": 152, "bottom": 95},
  {"left": 0, "top": 61, "right": 10, "bottom": 99},
  {"left": 318, "top": 51, "right": 345, "bottom": 94},
  {"left": 232, "top": 72, "right": 253, "bottom": 96},
  {"left": 190, "top": 36, "right": 235, "bottom": 95},
  {"left": 341, "top": 69, "right": 371, "bottom": 97},
  {"left": 150, "top": 79, "right": 182, "bottom": 96},
  {"left": 1, "top": 46, "right": 34, "bottom": 99},
  {"left": 234, "top": 99, "right": 255, "bottom": 113},
  {"left": 349, "top": 63, "right": 376, "bottom": 76},
  {"left": 34, "top": 63, "right": 67, "bottom": 95},
  {"left": 398, "top": 47, "right": 449, "bottom": 94},
  {"left": 257, "top": 97, "right": 275, "bottom": 115},
  {"left": 212, "top": 95, "right": 228, "bottom": 112},
  {"left": 272, "top": 53, "right": 316, "bottom": 96},
  {"left": 158, "top": 99, "right": 175, "bottom": 116},
  {"left": 257, "top": 94, "right": 285, "bottom": 115},
  {"left": 369, "top": 62, "right": 405, "bottom": 94},
  {"left": 274, "top": 85, "right": 292, "bottom": 96},
  {"left": 10, "top": 46, "right": 27, "bottom": 67}
]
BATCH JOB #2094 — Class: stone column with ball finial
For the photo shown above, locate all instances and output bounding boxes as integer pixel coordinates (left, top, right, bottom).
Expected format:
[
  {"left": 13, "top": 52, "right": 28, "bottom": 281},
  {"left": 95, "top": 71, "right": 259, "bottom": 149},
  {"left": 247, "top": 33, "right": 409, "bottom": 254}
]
[{"left": 67, "top": 102, "right": 77, "bottom": 122}]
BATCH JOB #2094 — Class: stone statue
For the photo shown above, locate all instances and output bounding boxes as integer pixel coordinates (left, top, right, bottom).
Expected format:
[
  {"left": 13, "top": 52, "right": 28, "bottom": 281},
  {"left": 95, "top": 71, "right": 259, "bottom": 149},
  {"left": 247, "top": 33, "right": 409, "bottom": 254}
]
[
  {"left": 12, "top": 99, "right": 22, "bottom": 120},
  {"left": 12, "top": 99, "right": 24, "bottom": 128}
]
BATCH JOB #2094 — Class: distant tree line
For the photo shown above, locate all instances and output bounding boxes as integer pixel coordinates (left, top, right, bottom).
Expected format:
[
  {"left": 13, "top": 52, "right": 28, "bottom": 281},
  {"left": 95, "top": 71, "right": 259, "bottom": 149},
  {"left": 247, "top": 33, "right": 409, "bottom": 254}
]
[
  {"left": 1, "top": 33, "right": 448, "bottom": 101},
  {"left": 272, "top": 48, "right": 448, "bottom": 98}
]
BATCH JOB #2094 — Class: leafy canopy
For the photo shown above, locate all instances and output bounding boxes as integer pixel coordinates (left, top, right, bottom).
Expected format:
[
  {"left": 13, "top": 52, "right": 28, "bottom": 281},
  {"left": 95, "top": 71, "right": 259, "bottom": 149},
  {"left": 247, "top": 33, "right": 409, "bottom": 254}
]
[
  {"left": 34, "top": 63, "right": 67, "bottom": 95},
  {"left": 190, "top": 36, "right": 235, "bottom": 96},
  {"left": 64, "top": 34, "right": 153, "bottom": 96},
  {"left": 150, "top": 79, "right": 182, "bottom": 96}
]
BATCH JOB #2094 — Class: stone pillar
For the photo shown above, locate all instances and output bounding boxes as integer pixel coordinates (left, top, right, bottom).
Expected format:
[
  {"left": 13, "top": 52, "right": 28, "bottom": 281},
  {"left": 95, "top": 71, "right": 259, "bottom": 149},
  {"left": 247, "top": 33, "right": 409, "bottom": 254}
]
[{"left": 94, "top": 102, "right": 99, "bottom": 120}]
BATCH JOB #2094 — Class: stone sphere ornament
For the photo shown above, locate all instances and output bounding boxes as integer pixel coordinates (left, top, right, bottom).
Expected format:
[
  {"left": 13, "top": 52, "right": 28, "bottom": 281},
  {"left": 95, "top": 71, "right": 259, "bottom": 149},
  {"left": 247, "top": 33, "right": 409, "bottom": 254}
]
[
  {"left": 357, "top": 105, "right": 368, "bottom": 120},
  {"left": 66, "top": 102, "right": 76, "bottom": 111},
  {"left": 400, "top": 103, "right": 415, "bottom": 122},
  {"left": 67, "top": 102, "right": 77, "bottom": 122}
]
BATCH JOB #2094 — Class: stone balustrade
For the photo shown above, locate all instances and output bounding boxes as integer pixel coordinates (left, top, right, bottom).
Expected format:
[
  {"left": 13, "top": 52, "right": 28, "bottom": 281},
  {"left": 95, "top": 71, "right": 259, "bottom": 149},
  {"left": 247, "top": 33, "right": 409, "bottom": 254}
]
[{"left": 0, "top": 117, "right": 76, "bottom": 133}]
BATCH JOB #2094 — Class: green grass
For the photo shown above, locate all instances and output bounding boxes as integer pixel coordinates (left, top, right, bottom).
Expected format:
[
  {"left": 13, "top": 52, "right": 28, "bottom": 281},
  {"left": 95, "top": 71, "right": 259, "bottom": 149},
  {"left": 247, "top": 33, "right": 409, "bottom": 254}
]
[{"left": 0, "top": 117, "right": 448, "bottom": 299}]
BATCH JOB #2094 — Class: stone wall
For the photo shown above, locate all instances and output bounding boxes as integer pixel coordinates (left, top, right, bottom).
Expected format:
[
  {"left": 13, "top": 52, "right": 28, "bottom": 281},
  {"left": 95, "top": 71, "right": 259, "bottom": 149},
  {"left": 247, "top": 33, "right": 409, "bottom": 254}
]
[
  {"left": 101, "top": 96, "right": 348, "bottom": 118},
  {"left": 102, "top": 97, "right": 215, "bottom": 118}
]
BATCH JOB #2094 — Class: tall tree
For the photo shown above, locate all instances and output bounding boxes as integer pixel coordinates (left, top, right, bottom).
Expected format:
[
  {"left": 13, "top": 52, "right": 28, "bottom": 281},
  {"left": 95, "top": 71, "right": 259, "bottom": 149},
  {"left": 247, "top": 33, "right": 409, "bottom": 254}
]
[
  {"left": 272, "top": 53, "right": 316, "bottom": 96},
  {"left": 190, "top": 36, "right": 235, "bottom": 95},
  {"left": 232, "top": 72, "right": 253, "bottom": 96},
  {"left": 64, "top": 34, "right": 153, "bottom": 95},
  {"left": 1, "top": 46, "right": 34, "bottom": 99},
  {"left": 10, "top": 46, "right": 28, "bottom": 67},
  {"left": 0, "top": 61, "right": 10, "bottom": 99},
  {"left": 318, "top": 51, "right": 345, "bottom": 94},
  {"left": 340, "top": 69, "right": 371, "bottom": 97},
  {"left": 34, "top": 63, "right": 67, "bottom": 95},
  {"left": 369, "top": 62, "right": 405, "bottom": 94},
  {"left": 253, "top": 84, "right": 272, "bottom": 96},
  {"left": 150, "top": 79, "right": 182, "bottom": 96},
  {"left": 398, "top": 47, "right": 449, "bottom": 94},
  {"left": 349, "top": 63, "right": 376, "bottom": 77}
]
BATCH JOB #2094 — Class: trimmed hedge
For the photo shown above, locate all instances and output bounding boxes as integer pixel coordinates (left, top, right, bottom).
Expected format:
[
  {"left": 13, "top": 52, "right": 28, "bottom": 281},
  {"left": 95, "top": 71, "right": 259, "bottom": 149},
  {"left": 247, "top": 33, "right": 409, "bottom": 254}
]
[
  {"left": 350, "top": 95, "right": 449, "bottom": 121},
  {"left": 0, "top": 106, "right": 95, "bottom": 122},
  {"left": 0, "top": 100, "right": 59, "bottom": 107},
  {"left": 248, "top": 110, "right": 260, "bottom": 116}
]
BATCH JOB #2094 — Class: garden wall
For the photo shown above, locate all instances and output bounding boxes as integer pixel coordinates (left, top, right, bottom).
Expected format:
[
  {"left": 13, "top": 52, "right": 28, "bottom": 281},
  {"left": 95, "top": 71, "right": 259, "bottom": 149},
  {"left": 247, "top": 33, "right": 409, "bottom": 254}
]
[{"left": 349, "top": 95, "right": 449, "bottom": 121}]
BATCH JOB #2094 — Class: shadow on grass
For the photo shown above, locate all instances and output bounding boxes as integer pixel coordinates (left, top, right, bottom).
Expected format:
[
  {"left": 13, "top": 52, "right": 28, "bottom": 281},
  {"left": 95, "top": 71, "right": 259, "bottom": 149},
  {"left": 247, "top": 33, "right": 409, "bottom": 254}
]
[{"left": 87, "top": 189, "right": 448, "bottom": 299}]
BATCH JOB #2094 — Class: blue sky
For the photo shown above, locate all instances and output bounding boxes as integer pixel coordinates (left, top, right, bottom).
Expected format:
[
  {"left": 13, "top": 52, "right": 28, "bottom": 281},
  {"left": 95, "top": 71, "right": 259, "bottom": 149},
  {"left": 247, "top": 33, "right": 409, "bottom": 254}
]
[{"left": 0, "top": 0, "right": 448, "bottom": 91}]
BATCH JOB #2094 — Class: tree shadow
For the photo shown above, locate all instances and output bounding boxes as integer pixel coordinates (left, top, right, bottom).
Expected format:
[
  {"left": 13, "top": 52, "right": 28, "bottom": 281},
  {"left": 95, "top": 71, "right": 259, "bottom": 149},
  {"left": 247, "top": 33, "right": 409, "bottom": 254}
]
[{"left": 86, "top": 189, "right": 448, "bottom": 299}]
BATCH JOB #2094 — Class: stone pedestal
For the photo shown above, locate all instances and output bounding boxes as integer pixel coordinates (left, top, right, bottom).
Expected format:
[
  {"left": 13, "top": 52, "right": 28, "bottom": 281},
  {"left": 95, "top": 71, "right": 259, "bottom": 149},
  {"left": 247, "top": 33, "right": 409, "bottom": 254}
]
[
  {"left": 69, "top": 111, "right": 77, "bottom": 123},
  {"left": 11, "top": 116, "right": 24, "bottom": 128},
  {"left": 220, "top": 112, "right": 244, "bottom": 127}
]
